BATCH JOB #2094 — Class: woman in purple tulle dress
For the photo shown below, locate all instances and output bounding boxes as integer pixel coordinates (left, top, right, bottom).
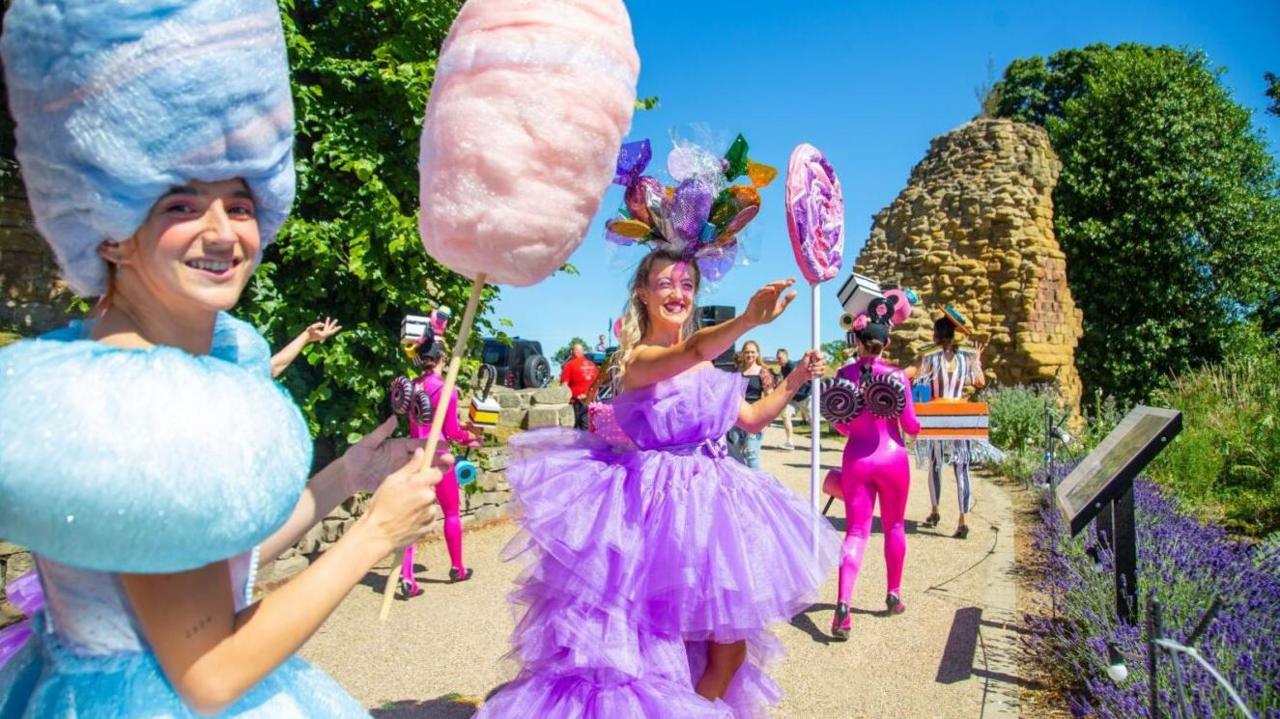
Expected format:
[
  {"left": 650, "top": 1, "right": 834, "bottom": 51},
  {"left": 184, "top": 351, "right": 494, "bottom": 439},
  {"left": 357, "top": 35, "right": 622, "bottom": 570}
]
[{"left": 477, "top": 249, "right": 840, "bottom": 718}]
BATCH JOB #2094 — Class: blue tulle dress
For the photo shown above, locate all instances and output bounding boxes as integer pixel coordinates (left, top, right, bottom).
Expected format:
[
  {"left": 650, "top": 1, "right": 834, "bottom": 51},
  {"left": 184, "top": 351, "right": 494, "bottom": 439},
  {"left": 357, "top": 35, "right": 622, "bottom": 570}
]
[
  {"left": 0, "top": 314, "right": 368, "bottom": 718},
  {"left": 477, "top": 366, "right": 841, "bottom": 719}
]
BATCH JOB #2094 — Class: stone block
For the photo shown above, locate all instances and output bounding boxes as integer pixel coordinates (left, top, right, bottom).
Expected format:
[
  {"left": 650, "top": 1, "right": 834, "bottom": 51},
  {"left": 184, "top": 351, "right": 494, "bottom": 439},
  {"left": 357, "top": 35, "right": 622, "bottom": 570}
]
[
  {"left": 498, "top": 408, "right": 527, "bottom": 428},
  {"left": 484, "top": 450, "right": 509, "bottom": 472},
  {"left": 559, "top": 405, "right": 576, "bottom": 427},
  {"left": 526, "top": 406, "right": 562, "bottom": 428},
  {"left": 496, "top": 392, "right": 523, "bottom": 409},
  {"left": 476, "top": 505, "right": 507, "bottom": 523},
  {"left": 532, "top": 385, "right": 571, "bottom": 405},
  {"left": 479, "top": 491, "right": 509, "bottom": 506}
]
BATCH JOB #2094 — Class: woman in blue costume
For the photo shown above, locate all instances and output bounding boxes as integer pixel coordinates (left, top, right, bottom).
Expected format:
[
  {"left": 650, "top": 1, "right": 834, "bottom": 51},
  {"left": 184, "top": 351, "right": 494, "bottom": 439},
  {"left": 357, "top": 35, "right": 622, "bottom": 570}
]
[
  {"left": 477, "top": 137, "right": 841, "bottom": 718},
  {"left": 0, "top": 1, "right": 444, "bottom": 716}
]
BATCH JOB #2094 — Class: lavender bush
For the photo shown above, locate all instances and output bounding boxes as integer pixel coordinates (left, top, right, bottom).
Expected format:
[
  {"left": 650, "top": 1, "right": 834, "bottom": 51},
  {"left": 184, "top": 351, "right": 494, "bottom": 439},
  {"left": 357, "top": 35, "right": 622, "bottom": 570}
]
[{"left": 1027, "top": 463, "right": 1280, "bottom": 718}]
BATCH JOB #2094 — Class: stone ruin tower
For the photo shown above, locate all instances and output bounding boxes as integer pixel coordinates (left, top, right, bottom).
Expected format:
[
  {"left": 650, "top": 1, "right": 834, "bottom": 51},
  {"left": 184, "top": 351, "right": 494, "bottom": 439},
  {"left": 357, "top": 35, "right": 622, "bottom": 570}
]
[{"left": 854, "top": 118, "right": 1084, "bottom": 412}]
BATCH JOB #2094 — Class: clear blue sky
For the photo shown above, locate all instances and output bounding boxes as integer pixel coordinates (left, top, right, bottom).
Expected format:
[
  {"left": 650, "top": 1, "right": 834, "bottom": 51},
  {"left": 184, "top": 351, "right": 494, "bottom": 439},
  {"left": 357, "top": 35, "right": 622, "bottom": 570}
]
[{"left": 492, "top": 0, "right": 1280, "bottom": 368}]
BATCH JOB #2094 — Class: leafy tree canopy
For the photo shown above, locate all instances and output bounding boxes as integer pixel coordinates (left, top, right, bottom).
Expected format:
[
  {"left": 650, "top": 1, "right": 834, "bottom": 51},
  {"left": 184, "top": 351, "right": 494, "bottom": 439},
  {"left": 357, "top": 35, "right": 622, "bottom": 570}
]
[
  {"left": 241, "top": 0, "right": 501, "bottom": 460},
  {"left": 994, "top": 44, "right": 1280, "bottom": 403},
  {"left": 555, "top": 337, "right": 589, "bottom": 364}
]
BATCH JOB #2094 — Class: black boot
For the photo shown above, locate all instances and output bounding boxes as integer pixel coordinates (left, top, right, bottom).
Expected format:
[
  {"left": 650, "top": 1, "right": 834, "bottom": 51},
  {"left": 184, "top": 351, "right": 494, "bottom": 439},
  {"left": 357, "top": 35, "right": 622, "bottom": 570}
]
[
  {"left": 886, "top": 593, "right": 905, "bottom": 615},
  {"left": 831, "top": 602, "right": 851, "bottom": 641},
  {"left": 449, "top": 567, "right": 474, "bottom": 583}
]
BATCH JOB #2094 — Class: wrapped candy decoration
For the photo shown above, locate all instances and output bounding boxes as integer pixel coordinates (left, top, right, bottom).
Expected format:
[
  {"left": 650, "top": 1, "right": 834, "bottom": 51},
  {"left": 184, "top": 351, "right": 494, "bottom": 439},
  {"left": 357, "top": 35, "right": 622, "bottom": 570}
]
[
  {"left": 408, "top": 390, "right": 434, "bottom": 427},
  {"left": 785, "top": 144, "right": 845, "bottom": 285},
  {"left": 605, "top": 134, "right": 776, "bottom": 282},
  {"left": 389, "top": 376, "right": 414, "bottom": 415},
  {"left": 820, "top": 378, "right": 863, "bottom": 424},
  {"left": 864, "top": 374, "right": 908, "bottom": 419},
  {"left": 417, "top": 0, "right": 639, "bottom": 287}
]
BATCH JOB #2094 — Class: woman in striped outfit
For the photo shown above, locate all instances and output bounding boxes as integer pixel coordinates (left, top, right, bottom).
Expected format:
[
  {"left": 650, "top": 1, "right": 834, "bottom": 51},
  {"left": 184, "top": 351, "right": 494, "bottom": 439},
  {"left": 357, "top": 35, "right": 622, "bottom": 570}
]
[{"left": 916, "top": 315, "right": 986, "bottom": 539}]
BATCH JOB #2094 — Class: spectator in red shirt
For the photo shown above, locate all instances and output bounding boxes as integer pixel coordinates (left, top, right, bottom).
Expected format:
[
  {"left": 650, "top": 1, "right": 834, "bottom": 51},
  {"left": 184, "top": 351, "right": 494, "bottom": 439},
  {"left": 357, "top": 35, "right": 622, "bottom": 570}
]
[{"left": 560, "top": 342, "right": 599, "bottom": 429}]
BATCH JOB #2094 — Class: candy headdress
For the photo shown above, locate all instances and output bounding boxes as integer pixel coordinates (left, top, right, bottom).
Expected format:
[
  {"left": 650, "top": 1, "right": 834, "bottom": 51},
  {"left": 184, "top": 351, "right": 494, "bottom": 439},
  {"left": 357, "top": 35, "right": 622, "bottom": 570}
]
[
  {"left": 1, "top": 0, "right": 296, "bottom": 297},
  {"left": 605, "top": 134, "right": 777, "bottom": 281}
]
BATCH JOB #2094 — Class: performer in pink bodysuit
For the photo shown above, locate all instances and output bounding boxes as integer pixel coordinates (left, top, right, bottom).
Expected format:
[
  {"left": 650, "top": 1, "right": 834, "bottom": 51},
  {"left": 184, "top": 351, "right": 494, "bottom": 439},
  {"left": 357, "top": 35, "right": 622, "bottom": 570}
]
[
  {"left": 824, "top": 296, "right": 919, "bottom": 640},
  {"left": 400, "top": 331, "right": 481, "bottom": 597}
]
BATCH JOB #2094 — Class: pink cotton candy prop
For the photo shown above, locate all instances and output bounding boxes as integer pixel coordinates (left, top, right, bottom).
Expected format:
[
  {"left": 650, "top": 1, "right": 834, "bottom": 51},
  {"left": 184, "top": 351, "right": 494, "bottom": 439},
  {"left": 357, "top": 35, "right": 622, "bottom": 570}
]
[
  {"left": 385, "top": 0, "right": 638, "bottom": 620},
  {"left": 785, "top": 144, "right": 845, "bottom": 285},
  {"left": 417, "top": 0, "right": 640, "bottom": 287}
]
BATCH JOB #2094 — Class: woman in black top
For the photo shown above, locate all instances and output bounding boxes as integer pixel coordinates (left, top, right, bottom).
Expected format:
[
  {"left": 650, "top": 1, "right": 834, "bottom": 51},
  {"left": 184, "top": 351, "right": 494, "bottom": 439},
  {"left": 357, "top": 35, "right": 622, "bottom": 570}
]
[{"left": 728, "top": 340, "right": 776, "bottom": 468}]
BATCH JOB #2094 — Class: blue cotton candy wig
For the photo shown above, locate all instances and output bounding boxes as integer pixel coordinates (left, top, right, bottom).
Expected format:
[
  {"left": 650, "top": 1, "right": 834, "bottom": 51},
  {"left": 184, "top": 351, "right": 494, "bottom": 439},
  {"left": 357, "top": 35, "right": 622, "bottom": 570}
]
[{"left": 1, "top": 0, "right": 296, "bottom": 297}]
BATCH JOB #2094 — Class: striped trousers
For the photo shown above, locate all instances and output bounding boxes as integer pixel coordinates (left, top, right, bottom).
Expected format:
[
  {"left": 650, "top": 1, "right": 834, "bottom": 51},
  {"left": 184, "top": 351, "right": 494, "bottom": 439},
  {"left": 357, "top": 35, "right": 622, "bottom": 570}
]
[{"left": 927, "top": 440, "right": 973, "bottom": 514}]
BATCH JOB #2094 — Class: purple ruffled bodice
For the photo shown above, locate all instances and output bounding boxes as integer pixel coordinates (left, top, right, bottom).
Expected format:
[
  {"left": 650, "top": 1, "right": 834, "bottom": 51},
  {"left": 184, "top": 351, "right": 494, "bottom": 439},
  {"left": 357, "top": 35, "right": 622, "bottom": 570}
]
[{"left": 611, "top": 365, "right": 744, "bottom": 450}]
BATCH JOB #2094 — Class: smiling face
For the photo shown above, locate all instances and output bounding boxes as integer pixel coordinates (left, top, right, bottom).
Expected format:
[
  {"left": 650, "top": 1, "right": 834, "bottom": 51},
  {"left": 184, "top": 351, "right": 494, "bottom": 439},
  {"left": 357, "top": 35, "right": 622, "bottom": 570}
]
[
  {"left": 105, "top": 179, "right": 259, "bottom": 315},
  {"left": 638, "top": 257, "right": 698, "bottom": 334},
  {"left": 741, "top": 342, "right": 760, "bottom": 367}
]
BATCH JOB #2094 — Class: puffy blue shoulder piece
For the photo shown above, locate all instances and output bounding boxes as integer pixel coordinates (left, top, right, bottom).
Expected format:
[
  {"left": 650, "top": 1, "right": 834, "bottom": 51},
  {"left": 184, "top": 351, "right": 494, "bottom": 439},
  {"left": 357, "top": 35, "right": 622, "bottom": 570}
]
[
  {"left": 212, "top": 312, "right": 273, "bottom": 378},
  {"left": 0, "top": 328, "right": 311, "bottom": 573}
]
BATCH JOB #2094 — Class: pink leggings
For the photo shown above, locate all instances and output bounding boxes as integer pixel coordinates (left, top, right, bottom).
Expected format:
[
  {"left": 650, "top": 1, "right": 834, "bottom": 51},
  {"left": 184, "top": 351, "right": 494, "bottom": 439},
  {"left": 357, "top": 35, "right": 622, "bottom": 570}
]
[
  {"left": 401, "top": 467, "right": 464, "bottom": 592},
  {"left": 837, "top": 448, "right": 910, "bottom": 607}
]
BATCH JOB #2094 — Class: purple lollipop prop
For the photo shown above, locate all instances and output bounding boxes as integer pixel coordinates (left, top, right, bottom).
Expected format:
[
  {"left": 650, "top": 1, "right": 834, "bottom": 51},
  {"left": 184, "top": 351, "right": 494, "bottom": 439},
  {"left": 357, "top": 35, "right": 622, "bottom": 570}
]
[
  {"left": 786, "top": 143, "right": 846, "bottom": 519},
  {"left": 786, "top": 144, "right": 845, "bottom": 285}
]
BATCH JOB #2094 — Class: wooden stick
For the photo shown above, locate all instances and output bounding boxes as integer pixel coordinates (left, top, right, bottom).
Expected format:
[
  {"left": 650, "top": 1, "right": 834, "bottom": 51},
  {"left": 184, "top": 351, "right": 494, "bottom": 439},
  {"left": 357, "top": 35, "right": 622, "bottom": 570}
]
[{"left": 379, "top": 273, "right": 488, "bottom": 622}]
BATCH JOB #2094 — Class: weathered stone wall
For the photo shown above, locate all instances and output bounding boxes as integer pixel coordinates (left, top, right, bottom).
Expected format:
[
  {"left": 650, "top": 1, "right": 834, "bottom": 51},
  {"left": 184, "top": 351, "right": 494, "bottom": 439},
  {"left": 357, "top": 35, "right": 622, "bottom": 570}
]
[
  {"left": 0, "top": 541, "right": 34, "bottom": 629},
  {"left": 854, "top": 118, "right": 1084, "bottom": 412},
  {"left": 491, "top": 383, "right": 576, "bottom": 430},
  {"left": 0, "top": 169, "right": 70, "bottom": 334}
]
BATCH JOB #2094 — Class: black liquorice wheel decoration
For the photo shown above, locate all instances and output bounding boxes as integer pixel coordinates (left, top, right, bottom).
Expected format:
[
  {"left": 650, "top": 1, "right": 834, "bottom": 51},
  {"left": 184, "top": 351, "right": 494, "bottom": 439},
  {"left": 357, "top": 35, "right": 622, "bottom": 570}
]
[
  {"left": 390, "top": 376, "right": 413, "bottom": 415},
  {"left": 408, "top": 389, "right": 434, "bottom": 426},
  {"left": 864, "top": 373, "right": 907, "bottom": 419},
  {"left": 821, "top": 378, "right": 863, "bottom": 424}
]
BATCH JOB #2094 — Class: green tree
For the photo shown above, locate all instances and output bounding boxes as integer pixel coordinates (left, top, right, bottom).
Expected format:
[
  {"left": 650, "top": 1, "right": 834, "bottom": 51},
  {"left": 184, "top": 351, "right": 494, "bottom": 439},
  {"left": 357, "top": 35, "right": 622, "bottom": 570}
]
[
  {"left": 994, "top": 44, "right": 1280, "bottom": 403},
  {"left": 821, "top": 339, "right": 849, "bottom": 371},
  {"left": 241, "top": 0, "right": 501, "bottom": 461},
  {"left": 554, "top": 337, "right": 588, "bottom": 364}
]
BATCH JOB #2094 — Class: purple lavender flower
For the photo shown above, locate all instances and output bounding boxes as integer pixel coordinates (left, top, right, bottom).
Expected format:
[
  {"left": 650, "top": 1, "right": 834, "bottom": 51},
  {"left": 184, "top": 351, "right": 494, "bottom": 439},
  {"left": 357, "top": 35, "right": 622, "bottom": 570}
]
[{"left": 1025, "top": 465, "right": 1279, "bottom": 717}]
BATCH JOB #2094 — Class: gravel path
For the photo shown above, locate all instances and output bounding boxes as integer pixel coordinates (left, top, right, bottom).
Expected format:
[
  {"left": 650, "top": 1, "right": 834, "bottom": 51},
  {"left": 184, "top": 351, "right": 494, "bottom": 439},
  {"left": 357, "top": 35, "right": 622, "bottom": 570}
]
[{"left": 300, "top": 425, "right": 1026, "bottom": 718}]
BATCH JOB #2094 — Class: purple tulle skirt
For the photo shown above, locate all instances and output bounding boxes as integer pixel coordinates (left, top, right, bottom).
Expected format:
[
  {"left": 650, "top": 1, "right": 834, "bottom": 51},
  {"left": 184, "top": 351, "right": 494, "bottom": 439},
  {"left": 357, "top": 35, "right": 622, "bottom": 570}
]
[{"left": 479, "top": 428, "right": 840, "bottom": 718}]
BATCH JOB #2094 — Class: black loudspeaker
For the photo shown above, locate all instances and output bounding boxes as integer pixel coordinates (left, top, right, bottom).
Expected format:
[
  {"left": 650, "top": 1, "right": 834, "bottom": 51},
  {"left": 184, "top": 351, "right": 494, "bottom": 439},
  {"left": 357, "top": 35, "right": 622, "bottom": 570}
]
[
  {"left": 700, "top": 305, "right": 737, "bottom": 369},
  {"left": 700, "top": 305, "right": 735, "bottom": 327}
]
